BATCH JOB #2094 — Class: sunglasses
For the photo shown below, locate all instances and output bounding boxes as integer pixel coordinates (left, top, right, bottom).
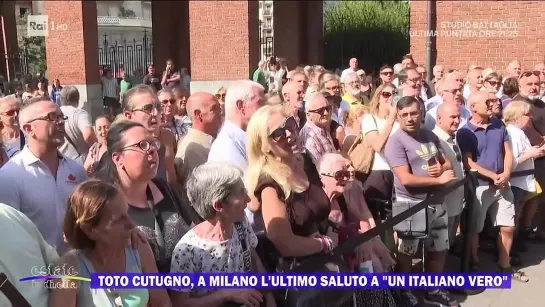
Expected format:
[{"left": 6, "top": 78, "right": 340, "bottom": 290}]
[
  {"left": 485, "top": 98, "right": 500, "bottom": 105},
  {"left": 132, "top": 103, "right": 162, "bottom": 114},
  {"left": 269, "top": 116, "right": 298, "bottom": 142},
  {"left": 215, "top": 93, "right": 226, "bottom": 100},
  {"left": 121, "top": 139, "right": 161, "bottom": 153},
  {"left": 486, "top": 80, "right": 499, "bottom": 86},
  {"left": 326, "top": 86, "right": 341, "bottom": 92},
  {"left": 28, "top": 112, "right": 67, "bottom": 124},
  {"left": 308, "top": 105, "right": 332, "bottom": 116},
  {"left": 381, "top": 71, "right": 393, "bottom": 76},
  {"left": 160, "top": 99, "right": 176, "bottom": 105},
  {"left": 321, "top": 169, "right": 354, "bottom": 181},
  {"left": 519, "top": 71, "right": 540, "bottom": 79},
  {"left": 0, "top": 109, "right": 20, "bottom": 117},
  {"left": 381, "top": 91, "right": 396, "bottom": 98}
]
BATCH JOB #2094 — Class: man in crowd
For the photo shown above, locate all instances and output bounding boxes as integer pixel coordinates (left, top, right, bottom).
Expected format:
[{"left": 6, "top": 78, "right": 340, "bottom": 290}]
[
  {"left": 281, "top": 81, "right": 307, "bottom": 127},
  {"left": 432, "top": 65, "right": 444, "bottom": 93},
  {"left": 425, "top": 70, "right": 465, "bottom": 111},
  {"left": 463, "top": 67, "right": 484, "bottom": 102},
  {"left": 425, "top": 78, "right": 470, "bottom": 130},
  {"left": 341, "top": 72, "right": 368, "bottom": 108},
  {"left": 456, "top": 91, "right": 524, "bottom": 281},
  {"left": 143, "top": 64, "right": 162, "bottom": 92},
  {"left": 58, "top": 86, "right": 97, "bottom": 163},
  {"left": 0, "top": 97, "right": 87, "bottom": 253},
  {"left": 433, "top": 103, "right": 465, "bottom": 247},
  {"left": 506, "top": 60, "right": 522, "bottom": 79},
  {"left": 416, "top": 65, "right": 434, "bottom": 101},
  {"left": 340, "top": 57, "right": 359, "bottom": 82},
  {"left": 208, "top": 80, "right": 265, "bottom": 176},
  {"left": 0, "top": 96, "right": 24, "bottom": 158},
  {"left": 299, "top": 93, "right": 335, "bottom": 165},
  {"left": 175, "top": 92, "right": 223, "bottom": 185},
  {"left": 384, "top": 96, "right": 457, "bottom": 306},
  {"left": 101, "top": 68, "right": 120, "bottom": 117},
  {"left": 288, "top": 71, "right": 310, "bottom": 95}
]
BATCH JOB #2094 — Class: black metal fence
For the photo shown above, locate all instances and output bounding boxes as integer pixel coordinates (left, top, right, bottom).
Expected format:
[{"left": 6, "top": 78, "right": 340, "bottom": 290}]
[
  {"left": 98, "top": 30, "right": 154, "bottom": 79},
  {"left": 258, "top": 21, "right": 274, "bottom": 59},
  {"left": 0, "top": 49, "right": 30, "bottom": 79}
]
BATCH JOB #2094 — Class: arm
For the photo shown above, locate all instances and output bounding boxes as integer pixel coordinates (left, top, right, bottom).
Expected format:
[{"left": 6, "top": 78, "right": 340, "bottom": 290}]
[
  {"left": 344, "top": 183, "right": 376, "bottom": 231},
  {"left": 502, "top": 141, "right": 514, "bottom": 179},
  {"left": 521, "top": 116, "right": 544, "bottom": 146},
  {"left": 261, "top": 187, "right": 323, "bottom": 257},
  {"left": 137, "top": 242, "right": 172, "bottom": 307},
  {"left": 462, "top": 153, "right": 498, "bottom": 180},
  {"left": 363, "top": 114, "right": 396, "bottom": 152},
  {"left": 392, "top": 165, "right": 442, "bottom": 187},
  {"left": 0, "top": 173, "right": 21, "bottom": 211}
]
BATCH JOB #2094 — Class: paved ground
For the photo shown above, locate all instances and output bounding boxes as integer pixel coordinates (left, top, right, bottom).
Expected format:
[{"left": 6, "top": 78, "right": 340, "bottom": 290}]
[{"left": 448, "top": 241, "right": 545, "bottom": 307}]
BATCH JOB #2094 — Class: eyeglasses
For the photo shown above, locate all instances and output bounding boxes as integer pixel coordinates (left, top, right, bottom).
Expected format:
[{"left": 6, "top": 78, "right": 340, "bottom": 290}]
[
  {"left": 486, "top": 80, "right": 499, "bottom": 86},
  {"left": 399, "top": 111, "right": 420, "bottom": 120},
  {"left": 442, "top": 89, "right": 461, "bottom": 95},
  {"left": 0, "top": 109, "right": 20, "bottom": 117},
  {"left": 408, "top": 77, "right": 422, "bottom": 83},
  {"left": 160, "top": 99, "right": 176, "bottom": 105},
  {"left": 381, "top": 91, "right": 397, "bottom": 99},
  {"left": 308, "top": 105, "right": 332, "bottom": 116},
  {"left": 132, "top": 103, "right": 162, "bottom": 114},
  {"left": 485, "top": 98, "right": 500, "bottom": 105},
  {"left": 121, "top": 139, "right": 161, "bottom": 153},
  {"left": 519, "top": 71, "right": 540, "bottom": 79},
  {"left": 269, "top": 116, "right": 298, "bottom": 142},
  {"left": 215, "top": 93, "right": 226, "bottom": 100},
  {"left": 381, "top": 71, "right": 393, "bottom": 76},
  {"left": 326, "top": 85, "right": 341, "bottom": 92},
  {"left": 321, "top": 169, "right": 354, "bottom": 181},
  {"left": 28, "top": 112, "right": 67, "bottom": 124}
]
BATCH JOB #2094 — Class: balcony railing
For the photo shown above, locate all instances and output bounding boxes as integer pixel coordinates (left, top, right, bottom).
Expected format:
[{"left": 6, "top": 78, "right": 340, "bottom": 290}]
[
  {"left": 263, "top": 8, "right": 272, "bottom": 15},
  {"left": 97, "top": 16, "right": 152, "bottom": 28}
]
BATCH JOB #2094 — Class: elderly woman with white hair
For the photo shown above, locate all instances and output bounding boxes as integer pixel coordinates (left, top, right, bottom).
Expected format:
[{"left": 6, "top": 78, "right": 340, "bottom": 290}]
[{"left": 170, "top": 162, "right": 276, "bottom": 307}]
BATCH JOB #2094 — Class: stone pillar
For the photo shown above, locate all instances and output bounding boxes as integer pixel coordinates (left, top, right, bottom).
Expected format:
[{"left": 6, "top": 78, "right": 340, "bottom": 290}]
[
  {"left": 273, "top": 1, "right": 324, "bottom": 67},
  {"left": 0, "top": 1, "right": 20, "bottom": 81},
  {"left": 43, "top": 1, "right": 102, "bottom": 118},
  {"left": 152, "top": 1, "right": 190, "bottom": 74},
  {"left": 188, "top": 1, "right": 259, "bottom": 93}
]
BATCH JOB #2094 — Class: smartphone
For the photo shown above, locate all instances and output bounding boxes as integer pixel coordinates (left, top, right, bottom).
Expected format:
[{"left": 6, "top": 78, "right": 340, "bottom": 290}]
[{"left": 269, "top": 76, "right": 275, "bottom": 83}]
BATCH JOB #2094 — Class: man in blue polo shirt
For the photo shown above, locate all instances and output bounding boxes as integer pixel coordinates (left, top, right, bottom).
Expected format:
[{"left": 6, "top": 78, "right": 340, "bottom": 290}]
[{"left": 456, "top": 91, "right": 527, "bottom": 282}]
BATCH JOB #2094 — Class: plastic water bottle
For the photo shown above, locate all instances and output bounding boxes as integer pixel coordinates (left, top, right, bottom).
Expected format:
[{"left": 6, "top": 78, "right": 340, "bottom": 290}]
[{"left": 359, "top": 260, "right": 373, "bottom": 273}]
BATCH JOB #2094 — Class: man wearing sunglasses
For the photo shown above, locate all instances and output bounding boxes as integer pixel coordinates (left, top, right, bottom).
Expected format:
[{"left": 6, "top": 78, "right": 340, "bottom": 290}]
[
  {"left": 299, "top": 93, "right": 336, "bottom": 166},
  {"left": 424, "top": 78, "right": 470, "bottom": 131},
  {"left": 424, "top": 70, "right": 465, "bottom": 112},
  {"left": 0, "top": 96, "right": 24, "bottom": 159},
  {"left": 0, "top": 96, "right": 87, "bottom": 255}
]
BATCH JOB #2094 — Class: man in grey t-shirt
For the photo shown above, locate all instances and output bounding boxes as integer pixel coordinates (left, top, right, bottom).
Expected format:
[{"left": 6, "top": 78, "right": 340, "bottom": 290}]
[
  {"left": 384, "top": 96, "right": 457, "bottom": 307},
  {"left": 58, "top": 86, "right": 97, "bottom": 162}
]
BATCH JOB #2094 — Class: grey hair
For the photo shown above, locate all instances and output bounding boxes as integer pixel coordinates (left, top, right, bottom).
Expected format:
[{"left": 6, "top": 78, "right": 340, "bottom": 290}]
[
  {"left": 186, "top": 162, "right": 243, "bottom": 220},
  {"left": 343, "top": 72, "right": 360, "bottom": 84},
  {"left": 318, "top": 152, "right": 348, "bottom": 174},
  {"left": 18, "top": 96, "right": 52, "bottom": 127},
  {"left": 60, "top": 85, "right": 80, "bottom": 106}
]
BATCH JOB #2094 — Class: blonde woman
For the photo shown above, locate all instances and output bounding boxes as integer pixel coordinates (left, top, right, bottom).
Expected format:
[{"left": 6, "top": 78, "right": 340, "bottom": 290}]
[
  {"left": 246, "top": 105, "right": 394, "bottom": 307},
  {"left": 342, "top": 104, "right": 367, "bottom": 148},
  {"left": 360, "top": 83, "right": 399, "bottom": 219},
  {"left": 503, "top": 101, "right": 544, "bottom": 258}
]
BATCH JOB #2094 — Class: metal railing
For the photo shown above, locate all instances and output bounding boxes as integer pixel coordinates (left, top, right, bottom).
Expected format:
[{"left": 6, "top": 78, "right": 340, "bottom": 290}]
[{"left": 98, "top": 30, "right": 153, "bottom": 79}]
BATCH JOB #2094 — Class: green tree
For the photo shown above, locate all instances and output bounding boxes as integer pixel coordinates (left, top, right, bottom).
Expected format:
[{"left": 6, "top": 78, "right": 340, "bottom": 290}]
[{"left": 16, "top": 13, "right": 47, "bottom": 74}]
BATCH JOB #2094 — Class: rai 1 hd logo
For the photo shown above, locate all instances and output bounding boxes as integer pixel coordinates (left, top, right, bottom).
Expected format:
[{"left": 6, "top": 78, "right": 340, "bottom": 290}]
[{"left": 27, "top": 15, "right": 68, "bottom": 37}]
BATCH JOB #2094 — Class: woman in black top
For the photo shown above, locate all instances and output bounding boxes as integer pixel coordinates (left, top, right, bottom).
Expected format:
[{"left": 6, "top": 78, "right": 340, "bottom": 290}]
[{"left": 93, "top": 120, "right": 198, "bottom": 272}]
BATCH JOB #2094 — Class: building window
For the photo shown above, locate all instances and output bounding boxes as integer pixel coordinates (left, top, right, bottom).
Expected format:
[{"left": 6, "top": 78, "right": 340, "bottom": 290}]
[
  {"left": 265, "top": 17, "right": 272, "bottom": 28},
  {"left": 264, "top": 29, "right": 272, "bottom": 37},
  {"left": 19, "top": 7, "right": 29, "bottom": 17}
]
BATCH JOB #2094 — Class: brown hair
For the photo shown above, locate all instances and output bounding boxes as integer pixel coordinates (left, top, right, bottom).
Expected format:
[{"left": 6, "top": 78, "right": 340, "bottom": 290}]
[
  {"left": 369, "top": 82, "right": 396, "bottom": 115},
  {"left": 63, "top": 179, "right": 120, "bottom": 250}
]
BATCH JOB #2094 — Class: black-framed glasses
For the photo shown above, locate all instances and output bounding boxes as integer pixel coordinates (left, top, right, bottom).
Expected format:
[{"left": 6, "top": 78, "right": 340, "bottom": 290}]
[
  {"left": 308, "top": 105, "right": 332, "bottom": 116},
  {"left": 0, "top": 109, "right": 20, "bottom": 117},
  {"left": 269, "top": 116, "right": 298, "bottom": 142},
  {"left": 28, "top": 112, "right": 67, "bottom": 124},
  {"left": 121, "top": 139, "right": 161, "bottom": 153},
  {"left": 132, "top": 103, "right": 162, "bottom": 114},
  {"left": 321, "top": 169, "right": 354, "bottom": 181},
  {"left": 519, "top": 71, "right": 540, "bottom": 79},
  {"left": 160, "top": 99, "right": 176, "bottom": 105},
  {"left": 215, "top": 93, "right": 226, "bottom": 100}
]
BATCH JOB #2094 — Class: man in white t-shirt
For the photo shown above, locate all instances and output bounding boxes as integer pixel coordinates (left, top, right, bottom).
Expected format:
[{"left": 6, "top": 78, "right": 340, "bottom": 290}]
[{"left": 340, "top": 58, "right": 359, "bottom": 82}]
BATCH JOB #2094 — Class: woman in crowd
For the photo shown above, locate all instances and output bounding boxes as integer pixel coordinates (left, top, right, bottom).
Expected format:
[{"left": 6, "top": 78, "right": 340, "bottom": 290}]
[
  {"left": 172, "top": 86, "right": 192, "bottom": 135},
  {"left": 35, "top": 81, "right": 48, "bottom": 98},
  {"left": 170, "top": 162, "right": 276, "bottom": 307},
  {"left": 357, "top": 69, "right": 373, "bottom": 100},
  {"left": 94, "top": 120, "right": 195, "bottom": 272},
  {"left": 501, "top": 77, "right": 520, "bottom": 109},
  {"left": 50, "top": 79, "right": 63, "bottom": 106},
  {"left": 482, "top": 71, "right": 503, "bottom": 95},
  {"left": 160, "top": 88, "right": 188, "bottom": 145},
  {"left": 0, "top": 96, "right": 24, "bottom": 159},
  {"left": 318, "top": 152, "right": 396, "bottom": 305},
  {"left": 49, "top": 179, "right": 171, "bottom": 307},
  {"left": 246, "top": 105, "right": 389, "bottom": 306},
  {"left": 83, "top": 115, "right": 112, "bottom": 176},
  {"left": 360, "top": 83, "right": 399, "bottom": 219},
  {"left": 503, "top": 101, "right": 544, "bottom": 261},
  {"left": 214, "top": 86, "right": 227, "bottom": 115}
]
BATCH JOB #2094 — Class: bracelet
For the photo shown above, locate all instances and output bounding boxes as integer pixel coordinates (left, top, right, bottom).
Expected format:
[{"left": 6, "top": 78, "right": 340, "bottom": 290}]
[
  {"left": 322, "top": 236, "right": 334, "bottom": 252},
  {"left": 316, "top": 237, "right": 327, "bottom": 252}
]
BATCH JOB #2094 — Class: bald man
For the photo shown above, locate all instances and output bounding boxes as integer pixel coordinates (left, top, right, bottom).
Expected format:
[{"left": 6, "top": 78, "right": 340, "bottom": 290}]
[
  {"left": 175, "top": 92, "right": 223, "bottom": 184},
  {"left": 506, "top": 60, "right": 522, "bottom": 78},
  {"left": 425, "top": 78, "right": 470, "bottom": 130},
  {"left": 456, "top": 90, "right": 518, "bottom": 276},
  {"left": 340, "top": 57, "right": 359, "bottom": 82},
  {"left": 0, "top": 96, "right": 87, "bottom": 254},
  {"left": 300, "top": 93, "right": 335, "bottom": 165},
  {"left": 462, "top": 67, "right": 484, "bottom": 101},
  {"left": 281, "top": 81, "right": 306, "bottom": 126}
]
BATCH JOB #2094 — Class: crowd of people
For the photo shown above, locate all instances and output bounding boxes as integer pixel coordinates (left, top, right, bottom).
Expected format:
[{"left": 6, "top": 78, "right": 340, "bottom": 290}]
[{"left": 0, "top": 54, "right": 545, "bottom": 307}]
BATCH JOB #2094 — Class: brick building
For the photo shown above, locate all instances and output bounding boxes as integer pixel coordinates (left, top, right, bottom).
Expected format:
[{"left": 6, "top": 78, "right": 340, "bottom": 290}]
[
  {"left": 410, "top": 1, "right": 545, "bottom": 75},
  {"left": 0, "top": 1, "right": 323, "bottom": 118}
]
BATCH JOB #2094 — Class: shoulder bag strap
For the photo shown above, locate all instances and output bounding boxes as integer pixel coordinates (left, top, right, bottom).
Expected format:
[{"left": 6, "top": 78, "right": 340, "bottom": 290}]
[
  {"left": 145, "top": 185, "right": 166, "bottom": 259},
  {"left": 64, "top": 111, "right": 82, "bottom": 159},
  {"left": 19, "top": 130, "right": 25, "bottom": 149},
  {"left": 0, "top": 273, "right": 31, "bottom": 307},
  {"left": 152, "top": 178, "right": 202, "bottom": 225},
  {"left": 234, "top": 222, "right": 252, "bottom": 272}
]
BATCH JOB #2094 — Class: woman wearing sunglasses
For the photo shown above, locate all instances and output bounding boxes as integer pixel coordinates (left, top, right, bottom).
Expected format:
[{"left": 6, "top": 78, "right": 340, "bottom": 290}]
[
  {"left": 214, "top": 86, "right": 227, "bottom": 115},
  {"left": 318, "top": 152, "right": 396, "bottom": 306},
  {"left": 482, "top": 72, "right": 503, "bottom": 96},
  {"left": 360, "top": 83, "right": 399, "bottom": 218}
]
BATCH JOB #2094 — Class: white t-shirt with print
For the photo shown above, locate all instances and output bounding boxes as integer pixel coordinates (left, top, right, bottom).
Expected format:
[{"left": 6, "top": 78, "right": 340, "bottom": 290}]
[
  {"left": 507, "top": 124, "right": 536, "bottom": 192},
  {"left": 170, "top": 218, "right": 258, "bottom": 297},
  {"left": 361, "top": 114, "right": 399, "bottom": 171}
]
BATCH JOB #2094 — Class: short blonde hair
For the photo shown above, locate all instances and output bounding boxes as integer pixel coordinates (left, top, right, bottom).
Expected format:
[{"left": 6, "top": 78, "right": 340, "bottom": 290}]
[
  {"left": 503, "top": 100, "right": 531, "bottom": 123},
  {"left": 344, "top": 104, "right": 366, "bottom": 127}
]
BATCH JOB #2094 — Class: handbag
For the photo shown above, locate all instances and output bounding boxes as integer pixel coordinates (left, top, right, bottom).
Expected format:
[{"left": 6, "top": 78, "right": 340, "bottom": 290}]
[{"left": 342, "top": 116, "right": 377, "bottom": 175}]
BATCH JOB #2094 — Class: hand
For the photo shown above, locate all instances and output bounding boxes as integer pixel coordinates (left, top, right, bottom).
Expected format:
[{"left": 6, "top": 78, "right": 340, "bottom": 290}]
[
  {"left": 130, "top": 228, "right": 148, "bottom": 249},
  {"left": 388, "top": 104, "right": 397, "bottom": 121},
  {"left": 438, "top": 170, "right": 455, "bottom": 184},
  {"left": 428, "top": 162, "right": 443, "bottom": 177},
  {"left": 527, "top": 146, "right": 545, "bottom": 158},
  {"left": 326, "top": 228, "right": 339, "bottom": 248},
  {"left": 222, "top": 289, "right": 263, "bottom": 307},
  {"left": 494, "top": 172, "right": 510, "bottom": 188},
  {"left": 356, "top": 241, "right": 373, "bottom": 263}
]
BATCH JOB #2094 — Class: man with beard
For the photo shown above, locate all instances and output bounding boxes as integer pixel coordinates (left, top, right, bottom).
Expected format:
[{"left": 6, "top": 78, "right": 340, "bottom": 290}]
[
  {"left": 341, "top": 72, "right": 369, "bottom": 107},
  {"left": 0, "top": 96, "right": 87, "bottom": 254}
]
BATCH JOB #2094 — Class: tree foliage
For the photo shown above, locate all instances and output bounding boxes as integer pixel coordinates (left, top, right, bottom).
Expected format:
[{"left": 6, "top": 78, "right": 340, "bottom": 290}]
[
  {"left": 16, "top": 13, "right": 47, "bottom": 74},
  {"left": 323, "top": 1, "right": 410, "bottom": 73}
]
